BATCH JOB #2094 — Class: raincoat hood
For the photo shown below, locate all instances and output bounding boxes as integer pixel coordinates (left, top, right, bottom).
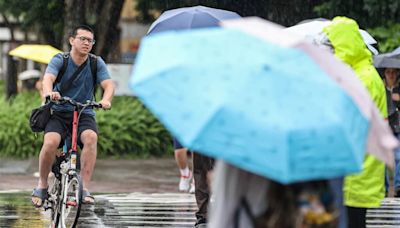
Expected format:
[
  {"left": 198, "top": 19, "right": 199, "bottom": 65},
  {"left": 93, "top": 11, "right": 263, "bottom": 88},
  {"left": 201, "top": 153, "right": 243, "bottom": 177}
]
[{"left": 323, "top": 17, "right": 373, "bottom": 70}]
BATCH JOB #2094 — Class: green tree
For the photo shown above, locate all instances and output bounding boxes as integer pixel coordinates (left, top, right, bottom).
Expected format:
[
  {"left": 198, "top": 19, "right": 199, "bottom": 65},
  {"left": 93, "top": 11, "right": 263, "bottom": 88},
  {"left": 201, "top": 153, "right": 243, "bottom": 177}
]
[
  {"left": 136, "top": 0, "right": 400, "bottom": 52},
  {"left": 314, "top": 0, "right": 400, "bottom": 52},
  {"left": 135, "top": 0, "right": 321, "bottom": 26},
  {"left": 63, "top": 0, "right": 125, "bottom": 61},
  {"left": 0, "top": 0, "right": 125, "bottom": 97}
]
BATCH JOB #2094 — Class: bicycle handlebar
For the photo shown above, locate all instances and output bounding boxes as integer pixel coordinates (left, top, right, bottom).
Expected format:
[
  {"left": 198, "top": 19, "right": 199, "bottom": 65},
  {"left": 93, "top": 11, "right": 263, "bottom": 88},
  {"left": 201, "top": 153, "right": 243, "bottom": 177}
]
[{"left": 45, "top": 96, "right": 102, "bottom": 109}]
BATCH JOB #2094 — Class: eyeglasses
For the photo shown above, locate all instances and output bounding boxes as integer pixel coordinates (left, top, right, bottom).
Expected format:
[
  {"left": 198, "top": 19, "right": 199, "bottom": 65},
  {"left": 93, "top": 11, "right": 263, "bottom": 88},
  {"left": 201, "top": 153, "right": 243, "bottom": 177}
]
[{"left": 76, "top": 36, "right": 96, "bottom": 45}]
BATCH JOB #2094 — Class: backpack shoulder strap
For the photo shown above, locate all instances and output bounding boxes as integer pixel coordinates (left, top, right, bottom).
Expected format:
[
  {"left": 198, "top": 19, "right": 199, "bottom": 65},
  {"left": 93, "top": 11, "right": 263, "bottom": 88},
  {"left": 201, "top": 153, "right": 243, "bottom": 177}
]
[
  {"left": 88, "top": 53, "right": 98, "bottom": 100},
  {"left": 55, "top": 52, "right": 69, "bottom": 84}
]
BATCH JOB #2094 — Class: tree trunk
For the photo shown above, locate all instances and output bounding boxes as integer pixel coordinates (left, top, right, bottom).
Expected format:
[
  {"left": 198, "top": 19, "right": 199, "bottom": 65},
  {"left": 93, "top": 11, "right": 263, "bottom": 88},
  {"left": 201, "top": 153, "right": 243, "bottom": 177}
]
[
  {"left": 63, "top": 0, "right": 86, "bottom": 51},
  {"left": 93, "top": 0, "right": 124, "bottom": 61},
  {"left": 6, "top": 52, "right": 18, "bottom": 99},
  {"left": 2, "top": 14, "right": 18, "bottom": 99}
]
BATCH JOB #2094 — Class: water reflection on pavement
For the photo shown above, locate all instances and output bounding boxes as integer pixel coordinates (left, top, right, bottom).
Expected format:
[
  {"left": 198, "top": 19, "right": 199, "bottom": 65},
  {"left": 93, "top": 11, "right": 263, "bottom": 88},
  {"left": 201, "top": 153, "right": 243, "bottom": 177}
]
[
  {"left": 0, "top": 192, "right": 49, "bottom": 227},
  {"left": 0, "top": 192, "right": 197, "bottom": 228}
]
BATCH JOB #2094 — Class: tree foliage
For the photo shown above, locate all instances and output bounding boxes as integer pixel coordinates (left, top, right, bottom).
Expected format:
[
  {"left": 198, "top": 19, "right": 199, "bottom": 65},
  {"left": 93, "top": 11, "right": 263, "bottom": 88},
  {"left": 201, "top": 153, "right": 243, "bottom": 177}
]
[
  {"left": 0, "top": 0, "right": 124, "bottom": 61},
  {"left": 135, "top": 0, "right": 321, "bottom": 26},
  {"left": 314, "top": 0, "right": 399, "bottom": 28},
  {"left": 368, "top": 23, "right": 400, "bottom": 53},
  {"left": 135, "top": 0, "right": 400, "bottom": 52},
  {"left": 0, "top": 0, "right": 64, "bottom": 47}
]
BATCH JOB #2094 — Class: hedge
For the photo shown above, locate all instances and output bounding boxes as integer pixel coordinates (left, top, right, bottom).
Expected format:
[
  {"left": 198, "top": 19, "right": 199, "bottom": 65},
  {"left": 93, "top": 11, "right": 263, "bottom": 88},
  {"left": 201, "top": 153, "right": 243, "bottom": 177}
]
[{"left": 0, "top": 82, "right": 173, "bottom": 158}]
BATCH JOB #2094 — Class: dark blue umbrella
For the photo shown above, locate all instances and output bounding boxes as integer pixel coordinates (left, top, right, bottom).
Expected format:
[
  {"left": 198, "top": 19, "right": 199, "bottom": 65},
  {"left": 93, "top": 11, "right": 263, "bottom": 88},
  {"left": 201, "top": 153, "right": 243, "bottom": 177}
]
[
  {"left": 389, "top": 46, "right": 400, "bottom": 58},
  {"left": 373, "top": 46, "right": 400, "bottom": 69},
  {"left": 147, "top": 5, "right": 240, "bottom": 35},
  {"left": 373, "top": 55, "right": 400, "bottom": 69}
]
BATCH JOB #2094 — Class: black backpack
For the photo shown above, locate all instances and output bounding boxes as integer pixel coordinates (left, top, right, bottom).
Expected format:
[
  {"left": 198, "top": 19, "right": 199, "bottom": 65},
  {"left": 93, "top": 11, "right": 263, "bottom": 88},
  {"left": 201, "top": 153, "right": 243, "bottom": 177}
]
[{"left": 54, "top": 52, "right": 98, "bottom": 99}]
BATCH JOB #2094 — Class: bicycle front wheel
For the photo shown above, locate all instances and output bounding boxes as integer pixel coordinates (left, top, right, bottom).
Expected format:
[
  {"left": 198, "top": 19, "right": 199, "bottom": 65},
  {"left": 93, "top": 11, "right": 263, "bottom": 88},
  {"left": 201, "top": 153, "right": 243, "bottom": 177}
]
[
  {"left": 48, "top": 176, "right": 62, "bottom": 228},
  {"left": 60, "top": 174, "right": 83, "bottom": 228}
]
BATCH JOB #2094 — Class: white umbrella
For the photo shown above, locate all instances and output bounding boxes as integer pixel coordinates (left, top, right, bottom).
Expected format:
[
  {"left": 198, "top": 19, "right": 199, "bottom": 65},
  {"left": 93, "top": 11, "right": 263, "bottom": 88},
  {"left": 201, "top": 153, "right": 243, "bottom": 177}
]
[
  {"left": 18, "top": 69, "right": 41, "bottom": 80},
  {"left": 285, "top": 18, "right": 377, "bottom": 45}
]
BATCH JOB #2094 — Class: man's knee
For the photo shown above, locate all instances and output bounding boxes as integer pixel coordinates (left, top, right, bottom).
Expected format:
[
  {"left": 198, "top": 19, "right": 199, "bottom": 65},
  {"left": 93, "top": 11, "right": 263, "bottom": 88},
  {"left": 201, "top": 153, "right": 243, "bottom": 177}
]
[
  {"left": 81, "top": 130, "right": 98, "bottom": 149},
  {"left": 42, "top": 133, "right": 61, "bottom": 150}
]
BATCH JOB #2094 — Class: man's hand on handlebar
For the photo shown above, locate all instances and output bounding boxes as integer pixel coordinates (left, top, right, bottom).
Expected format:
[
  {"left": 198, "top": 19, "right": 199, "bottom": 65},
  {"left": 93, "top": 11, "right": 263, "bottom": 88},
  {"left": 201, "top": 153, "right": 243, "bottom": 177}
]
[
  {"left": 99, "top": 99, "right": 111, "bottom": 110},
  {"left": 45, "top": 91, "right": 61, "bottom": 101}
]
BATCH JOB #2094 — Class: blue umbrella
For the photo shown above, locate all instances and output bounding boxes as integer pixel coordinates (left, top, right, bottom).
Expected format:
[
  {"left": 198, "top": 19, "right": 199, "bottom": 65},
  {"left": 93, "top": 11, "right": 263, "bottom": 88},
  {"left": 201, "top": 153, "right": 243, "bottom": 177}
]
[
  {"left": 130, "top": 28, "right": 369, "bottom": 184},
  {"left": 147, "top": 5, "right": 240, "bottom": 35}
]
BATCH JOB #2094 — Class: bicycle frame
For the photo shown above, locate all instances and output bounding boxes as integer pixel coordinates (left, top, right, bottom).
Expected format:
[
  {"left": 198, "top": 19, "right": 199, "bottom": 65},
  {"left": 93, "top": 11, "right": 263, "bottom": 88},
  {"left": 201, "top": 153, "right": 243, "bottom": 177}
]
[
  {"left": 70, "top": 108, "right": 78, "bottom": 169},
  {"left": 44, "top": 97, "right": 101, "bottom": 228}
]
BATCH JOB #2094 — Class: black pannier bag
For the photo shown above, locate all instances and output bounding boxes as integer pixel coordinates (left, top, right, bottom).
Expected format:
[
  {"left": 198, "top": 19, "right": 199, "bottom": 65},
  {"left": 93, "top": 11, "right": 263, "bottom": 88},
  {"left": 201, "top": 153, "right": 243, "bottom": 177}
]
[{"left": 29, "top": 102, "right": 53, "bottom": 132}]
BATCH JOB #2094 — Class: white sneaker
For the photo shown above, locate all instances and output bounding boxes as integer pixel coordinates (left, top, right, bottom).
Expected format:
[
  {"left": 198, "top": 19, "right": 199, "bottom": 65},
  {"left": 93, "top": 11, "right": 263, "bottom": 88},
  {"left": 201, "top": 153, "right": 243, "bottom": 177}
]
[
  {"left": 189, "top": 179, "right": 195, "bottom": 194},
  {"left": 179, "top": 171, "right": 192, "bottom": 192}
]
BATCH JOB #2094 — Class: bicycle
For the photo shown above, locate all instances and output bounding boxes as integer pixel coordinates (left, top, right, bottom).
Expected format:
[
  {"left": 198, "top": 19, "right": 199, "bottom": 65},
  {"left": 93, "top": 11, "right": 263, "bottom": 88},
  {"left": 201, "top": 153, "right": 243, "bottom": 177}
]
[{"left": 42, "top": 96, "right": 102, "bottom": 228}]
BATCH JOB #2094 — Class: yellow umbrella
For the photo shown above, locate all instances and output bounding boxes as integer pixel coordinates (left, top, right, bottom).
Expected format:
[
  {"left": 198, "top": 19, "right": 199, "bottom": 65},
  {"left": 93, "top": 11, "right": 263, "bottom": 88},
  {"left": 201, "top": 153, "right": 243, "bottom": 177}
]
[{"left": 9, "top": 44, "right": 62, "bottom": 64}]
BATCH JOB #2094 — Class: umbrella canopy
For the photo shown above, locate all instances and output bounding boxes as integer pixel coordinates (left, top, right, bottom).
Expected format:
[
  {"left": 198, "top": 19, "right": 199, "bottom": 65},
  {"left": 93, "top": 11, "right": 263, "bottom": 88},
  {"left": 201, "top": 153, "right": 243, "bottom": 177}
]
[
  {"left": 147, "top": 5, "right": 240, "bottom": 35},
  {"left": 18, "top": 69, "right": 41, "bottom": 80},
  {"left": 9, "top": 44, "right": 62, "bottom": 64},
  {"left": 391, "top": 47, "right": 400, "bottom": 57},
  {"left": 377, "top": 47, "right": 400, "bottom": 59},
  {"left": 373, "top": 54, "right": 400, "bottom": 69},
  {"left": 222, "top": 17, "right": 397, "bottom": 167},
  {"left": 129, "top": 20, "right": 395, "bottom": 183},
  {"left": 285, "top": 18, "right": 377, "bottom": 45}
]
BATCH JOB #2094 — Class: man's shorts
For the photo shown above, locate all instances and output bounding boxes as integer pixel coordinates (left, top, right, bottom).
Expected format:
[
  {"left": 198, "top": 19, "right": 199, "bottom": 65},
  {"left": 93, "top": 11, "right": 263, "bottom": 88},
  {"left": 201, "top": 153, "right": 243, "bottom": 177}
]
[
  {"left": 45, "top": 111, "right": 98, "bottom": 148},
  {"left": 173, "top": 137, "right": 184, "bottom": 150}
]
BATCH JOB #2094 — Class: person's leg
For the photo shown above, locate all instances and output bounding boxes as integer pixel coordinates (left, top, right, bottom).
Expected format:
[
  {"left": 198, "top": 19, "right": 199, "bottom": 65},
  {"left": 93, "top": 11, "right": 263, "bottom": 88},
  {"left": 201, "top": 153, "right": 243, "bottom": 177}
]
[
  {"left": 175, "top": 148, "right": 189, "bottom": 170},
  {"left": 175, "top": 147, "right": 192, "bottom": 191},
  {"left": 328, "top": 177, "right": 347, "bottom": 228},
  {"left": 385, "top": 167, "right": 390, "bottom": 196},
  {"left": 80, "top": 129, "right": 97, "bottom": 203},
  {"left": 346, "top": 206, "right": 367, "bottom": 228},
  {"left": 193, "top": 152, "right": 214, "bottom": 226},
  {"left": 173, "top": 138, "right": 193, "bottom": 192},
  {"left": 32, "top": 132, "right": 61, "bottom": 206},
  {"left": 78, "top": 114, "right": 99, "bottom": 203},
  {"left": 394, "top": 137, "right": 400, "bottom": 196}
]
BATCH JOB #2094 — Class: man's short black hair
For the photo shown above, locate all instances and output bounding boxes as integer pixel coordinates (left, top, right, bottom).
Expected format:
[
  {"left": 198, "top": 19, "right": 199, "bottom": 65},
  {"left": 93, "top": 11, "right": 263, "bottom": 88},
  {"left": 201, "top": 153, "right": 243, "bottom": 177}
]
[{"left": 70, "top": 25, "right": 94, "bottom": 38}]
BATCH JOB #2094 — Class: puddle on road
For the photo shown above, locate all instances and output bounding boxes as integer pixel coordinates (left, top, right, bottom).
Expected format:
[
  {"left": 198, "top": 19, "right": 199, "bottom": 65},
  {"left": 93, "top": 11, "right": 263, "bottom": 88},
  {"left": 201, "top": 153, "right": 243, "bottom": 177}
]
[
  {"left": 0, "top": 192, "right": 197, "bottom": 227},
  {"left": 0, "top": 192, "right": 49, "bottom": 228},
  {"left": 0, "top": 192, "right": 103, "bottom": 228},
  {"left": 0, "top": 193, "right": 141, "bottom": 228}
]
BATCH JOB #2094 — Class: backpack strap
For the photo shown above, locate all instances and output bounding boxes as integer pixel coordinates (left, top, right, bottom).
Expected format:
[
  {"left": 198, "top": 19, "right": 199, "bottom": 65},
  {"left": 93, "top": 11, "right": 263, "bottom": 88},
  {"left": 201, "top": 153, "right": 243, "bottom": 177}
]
[
  {"left": 54, "top": 52, "right": 69, "bottom": 85},
  {"left": 59, "top": 58, "right": 89, "bottom": 95},
  {"left": 88, "top": 53, "right": 98, "bottom": 100}
]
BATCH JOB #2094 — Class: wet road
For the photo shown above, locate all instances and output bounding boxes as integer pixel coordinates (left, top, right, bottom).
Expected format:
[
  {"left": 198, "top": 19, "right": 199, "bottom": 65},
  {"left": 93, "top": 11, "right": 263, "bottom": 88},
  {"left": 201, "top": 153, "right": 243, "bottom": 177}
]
[
  {"left": 0, "top": 192, "right": 197, "bottom": 228},
  {"left": 367, "top": 198, "right": 400, "bottom": 227},
  {"left": 3, "top": 192, "right": 400, "bottom": 227}
]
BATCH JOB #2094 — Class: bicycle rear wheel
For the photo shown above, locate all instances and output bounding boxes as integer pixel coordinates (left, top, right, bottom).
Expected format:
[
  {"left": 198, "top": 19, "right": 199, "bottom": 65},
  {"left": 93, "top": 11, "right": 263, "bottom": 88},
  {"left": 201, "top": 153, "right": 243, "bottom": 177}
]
[{"left": 60, "top": 174, "right": 83, "bottom": 228}]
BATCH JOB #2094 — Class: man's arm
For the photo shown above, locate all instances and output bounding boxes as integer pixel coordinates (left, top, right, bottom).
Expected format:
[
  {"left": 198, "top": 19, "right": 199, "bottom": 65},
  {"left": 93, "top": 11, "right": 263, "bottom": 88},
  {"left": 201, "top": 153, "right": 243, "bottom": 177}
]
[
  {"left": 42, "top": 73, "right": 61, "bottom": 100},
  {"left": 99, "top": 79, "right": 115, "bottom": 109}
]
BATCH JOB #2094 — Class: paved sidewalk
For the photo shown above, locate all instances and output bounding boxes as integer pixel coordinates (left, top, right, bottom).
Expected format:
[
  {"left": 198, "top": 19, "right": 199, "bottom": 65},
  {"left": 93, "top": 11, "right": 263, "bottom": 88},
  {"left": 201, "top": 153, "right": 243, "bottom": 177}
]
[{"left": 0, "top": 157, "right": 181, "bottom": 193}]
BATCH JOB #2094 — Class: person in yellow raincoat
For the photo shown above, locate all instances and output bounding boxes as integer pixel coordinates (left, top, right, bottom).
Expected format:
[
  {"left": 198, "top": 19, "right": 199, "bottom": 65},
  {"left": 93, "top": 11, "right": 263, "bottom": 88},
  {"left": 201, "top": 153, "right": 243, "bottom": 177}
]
[{"left": 323, "top": 17, "right": 388, "bottom": 228}]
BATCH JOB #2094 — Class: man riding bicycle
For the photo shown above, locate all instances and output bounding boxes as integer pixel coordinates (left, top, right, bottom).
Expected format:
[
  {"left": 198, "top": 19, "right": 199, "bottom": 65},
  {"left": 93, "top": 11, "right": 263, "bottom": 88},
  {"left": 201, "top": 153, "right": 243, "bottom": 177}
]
[{"left": 32, "top": 25, "right": 115, "bottom": 207}]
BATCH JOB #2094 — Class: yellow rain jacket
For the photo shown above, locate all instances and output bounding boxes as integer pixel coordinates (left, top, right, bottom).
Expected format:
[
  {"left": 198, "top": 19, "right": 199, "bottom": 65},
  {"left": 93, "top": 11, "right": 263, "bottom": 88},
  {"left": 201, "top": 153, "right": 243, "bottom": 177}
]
[{"left": 323, "top": 17, "right": 388, "bottom": 208}]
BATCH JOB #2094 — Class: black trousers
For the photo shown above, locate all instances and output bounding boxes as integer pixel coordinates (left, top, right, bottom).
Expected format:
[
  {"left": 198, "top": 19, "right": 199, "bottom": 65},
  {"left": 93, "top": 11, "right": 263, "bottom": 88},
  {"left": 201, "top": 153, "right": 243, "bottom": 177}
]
[
  {"left": 346, "top": 206, "right": 367, "bottom": 228},
  {"left": 193, "top": 152, "right": 215, "bottom": 223}
]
